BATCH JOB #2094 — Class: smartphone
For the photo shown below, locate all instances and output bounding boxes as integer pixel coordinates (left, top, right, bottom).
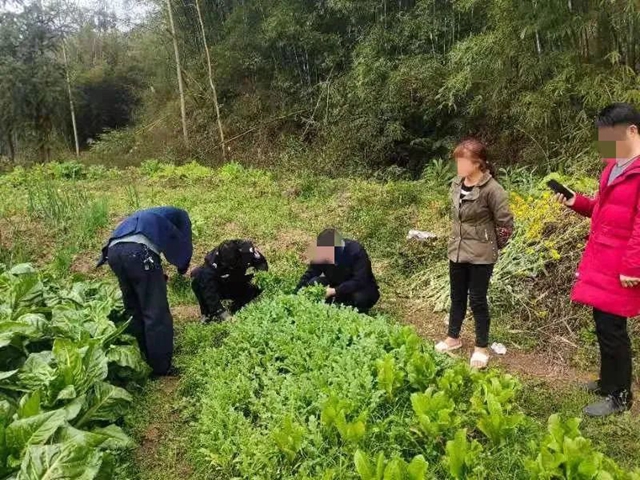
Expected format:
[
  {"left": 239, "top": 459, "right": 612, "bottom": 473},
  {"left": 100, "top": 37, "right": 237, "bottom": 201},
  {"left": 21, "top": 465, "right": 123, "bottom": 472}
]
[{"left": 546, "top": 179, "right": 575, "bottom": 200}]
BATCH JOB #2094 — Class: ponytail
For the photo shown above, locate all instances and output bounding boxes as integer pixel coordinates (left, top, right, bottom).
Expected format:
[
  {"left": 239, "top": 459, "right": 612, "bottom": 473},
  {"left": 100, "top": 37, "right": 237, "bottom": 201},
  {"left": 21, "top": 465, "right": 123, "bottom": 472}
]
[{"left": 486, "top": 162, "right": 497, "bottom": 179}]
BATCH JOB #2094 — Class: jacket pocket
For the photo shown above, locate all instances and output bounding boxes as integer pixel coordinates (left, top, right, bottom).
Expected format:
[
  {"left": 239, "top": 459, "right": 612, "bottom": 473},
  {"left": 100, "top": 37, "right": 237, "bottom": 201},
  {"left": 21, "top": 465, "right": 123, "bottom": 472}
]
[{"left": 475, "top": 226, "right": 490, "bottom": 243}]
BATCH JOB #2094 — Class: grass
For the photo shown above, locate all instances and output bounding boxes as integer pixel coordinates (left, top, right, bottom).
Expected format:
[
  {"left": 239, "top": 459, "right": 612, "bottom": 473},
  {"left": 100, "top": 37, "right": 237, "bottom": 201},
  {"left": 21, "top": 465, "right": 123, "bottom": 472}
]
[{"left": 0, "top": 160, "right": 638, "bottom": 478}]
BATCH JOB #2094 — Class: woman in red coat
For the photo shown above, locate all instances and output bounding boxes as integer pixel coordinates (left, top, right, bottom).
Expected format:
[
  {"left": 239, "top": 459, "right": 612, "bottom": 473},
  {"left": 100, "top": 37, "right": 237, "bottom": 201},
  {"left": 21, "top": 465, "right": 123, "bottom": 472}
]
[{"left": 557, "top": 103, "right": 640, "bottom": 417}]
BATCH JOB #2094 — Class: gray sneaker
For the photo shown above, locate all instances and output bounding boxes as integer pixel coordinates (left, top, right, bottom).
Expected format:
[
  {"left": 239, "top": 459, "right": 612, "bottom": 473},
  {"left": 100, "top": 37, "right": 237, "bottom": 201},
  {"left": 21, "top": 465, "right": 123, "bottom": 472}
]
[
  {"left": 216, "top": 310, "right": 232, "bottom": 322},
  {"left": 583, "top": 395, "right": 631, "bottom": 417}
]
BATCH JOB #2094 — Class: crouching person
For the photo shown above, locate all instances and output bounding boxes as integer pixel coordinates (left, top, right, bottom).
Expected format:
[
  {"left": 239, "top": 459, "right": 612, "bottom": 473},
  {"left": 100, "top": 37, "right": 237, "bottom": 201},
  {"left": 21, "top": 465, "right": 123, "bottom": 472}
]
[
  {"left": 97, "top": 206, "right": 193, "bottom": 376},
  {"left": 295, "top": 229, "right": 380, "bottom": 314},
  {"left": 191, "top": 239, "right": 268, "bottom": 323}
]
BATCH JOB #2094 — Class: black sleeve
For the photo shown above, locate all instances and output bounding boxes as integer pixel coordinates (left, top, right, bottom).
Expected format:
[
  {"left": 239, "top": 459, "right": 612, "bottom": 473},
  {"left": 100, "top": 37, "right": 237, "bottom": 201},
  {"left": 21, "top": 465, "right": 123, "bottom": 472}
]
[
  {"left": 295, "top": 264, "right": 322, "bottom": 293},
  {"left": 250, "top": 250, "right": 269, "bottom": 272},
  {"left": 335, "top": 249, "right": 372, "bottom": 296},
  {"left": 193, "top": 267, "right": 225, "bottom": 316}
]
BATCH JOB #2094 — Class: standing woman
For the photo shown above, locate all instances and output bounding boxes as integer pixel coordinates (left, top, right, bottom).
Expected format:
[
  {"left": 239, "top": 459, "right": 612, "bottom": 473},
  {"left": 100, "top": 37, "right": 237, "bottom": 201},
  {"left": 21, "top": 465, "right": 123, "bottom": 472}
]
[
  {"left": 97, "top": 206, "right": 193, "bottom": 376},
  {"left": 435, "top": 138, "right": 514, "bottom": 368}
]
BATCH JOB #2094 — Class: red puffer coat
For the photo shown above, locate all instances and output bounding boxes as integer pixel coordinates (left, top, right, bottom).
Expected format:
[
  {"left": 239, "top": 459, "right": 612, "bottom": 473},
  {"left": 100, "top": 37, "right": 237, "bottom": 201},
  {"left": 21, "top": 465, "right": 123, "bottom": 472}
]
[{"left": 570, "top": 158, "right": 640, "bottom": 318}]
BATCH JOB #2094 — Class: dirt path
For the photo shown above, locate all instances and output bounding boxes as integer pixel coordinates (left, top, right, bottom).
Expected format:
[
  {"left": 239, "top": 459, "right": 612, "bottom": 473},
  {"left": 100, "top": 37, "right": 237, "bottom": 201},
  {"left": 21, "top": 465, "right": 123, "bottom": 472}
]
[
  {"left": 131, "top": 305, "right": 200, "bottom": 480},
  {"left": 399, "top": 300, "right": 640, "bottom": 414}
]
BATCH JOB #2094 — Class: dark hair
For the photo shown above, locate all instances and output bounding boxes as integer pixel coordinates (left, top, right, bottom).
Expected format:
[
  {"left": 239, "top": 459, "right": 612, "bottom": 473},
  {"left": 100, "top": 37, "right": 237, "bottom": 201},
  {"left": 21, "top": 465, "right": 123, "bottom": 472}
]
[
  {"left": 453, "top": 138, "right": 496, "bottom": 177},
  {"left": 317, "top": 228, "right": 342, "bottom": 246},
  {"left": 595, "top": 103, "right": 640, "bottom": 128}
]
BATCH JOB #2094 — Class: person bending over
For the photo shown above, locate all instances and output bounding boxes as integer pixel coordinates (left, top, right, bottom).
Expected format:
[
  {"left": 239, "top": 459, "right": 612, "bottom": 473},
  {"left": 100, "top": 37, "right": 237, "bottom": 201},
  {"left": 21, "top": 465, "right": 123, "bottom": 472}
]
[
  {"left": 97, "top": 206, "right": 193, "bottom": 376},
  {"left": 191, "top": 239, "right": 268, "bottom": 323},
  {"left": 295, "top": 229, "right": 379, "bottom": 314}
]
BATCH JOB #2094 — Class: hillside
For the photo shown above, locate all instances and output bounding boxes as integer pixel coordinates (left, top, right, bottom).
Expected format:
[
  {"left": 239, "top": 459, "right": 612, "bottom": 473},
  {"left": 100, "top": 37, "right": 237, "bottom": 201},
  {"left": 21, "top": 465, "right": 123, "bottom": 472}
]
[{"left": 1, "top": 160, "right": 639, "bottom": 478}]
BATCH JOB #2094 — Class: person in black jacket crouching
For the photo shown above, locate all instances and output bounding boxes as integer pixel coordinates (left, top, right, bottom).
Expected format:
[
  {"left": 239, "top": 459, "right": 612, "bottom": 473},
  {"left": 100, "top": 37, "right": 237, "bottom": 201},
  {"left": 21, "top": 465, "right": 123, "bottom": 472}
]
[
  {"left": 191, "top": 239, "right": 268, "bottom": 323},
  {"left": 295, "top": 229, "right": 380, "bottom": 314}
]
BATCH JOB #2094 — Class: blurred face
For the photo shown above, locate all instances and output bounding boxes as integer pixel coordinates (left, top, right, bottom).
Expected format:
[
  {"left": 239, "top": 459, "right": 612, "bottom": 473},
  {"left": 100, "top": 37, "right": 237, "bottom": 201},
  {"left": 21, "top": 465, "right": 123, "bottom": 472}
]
[
  {"left": 309, "top": 244, "right": 335, "bottom": 264},
  {"left": 455, "top": 153, "right": 482, "bottom": 178},
  {"left": 597, "top": 124, "right": 639, "bottom": 160}
]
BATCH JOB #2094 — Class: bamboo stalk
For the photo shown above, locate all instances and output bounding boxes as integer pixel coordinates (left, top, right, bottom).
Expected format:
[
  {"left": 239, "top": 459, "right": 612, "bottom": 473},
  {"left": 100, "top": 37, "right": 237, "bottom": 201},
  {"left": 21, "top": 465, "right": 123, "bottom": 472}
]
[
  {"left": 62, "top": 42, "right": 80, "bottom": 158},
  {"left": 195, "top": 0, "right": 226, "bottom": 160},
  {"left": 166, "top": 0, "right": 189, "bottom": 148}
]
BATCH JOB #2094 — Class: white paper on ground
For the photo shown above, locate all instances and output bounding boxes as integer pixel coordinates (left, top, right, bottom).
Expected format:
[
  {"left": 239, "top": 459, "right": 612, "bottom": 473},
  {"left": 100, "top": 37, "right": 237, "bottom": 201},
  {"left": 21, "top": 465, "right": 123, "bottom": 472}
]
[
  {"left": 406, "top": 230, "right": 437, "bottom": 241},
  {"left": 491, "top": 342, "right": 507, "bottom": 355}
]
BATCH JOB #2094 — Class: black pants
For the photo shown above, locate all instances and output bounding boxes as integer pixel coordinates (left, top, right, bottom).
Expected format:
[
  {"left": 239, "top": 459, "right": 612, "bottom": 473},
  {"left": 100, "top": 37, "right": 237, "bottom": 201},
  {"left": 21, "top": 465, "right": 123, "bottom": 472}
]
[
  {"left": 448, "top": 261, "right": 494, "bottom": 348},
  {"left": 107, "top": 243, "right": 173, "bottom": 375},
  {"left": 594, "top": 309, "right": 633, "bottom": 398},
  {"left": 309, "top": 276, "right": 380, "bottom": 314},
  {"left": 191, "top": 270, "right": 262, "bottom": 318}
]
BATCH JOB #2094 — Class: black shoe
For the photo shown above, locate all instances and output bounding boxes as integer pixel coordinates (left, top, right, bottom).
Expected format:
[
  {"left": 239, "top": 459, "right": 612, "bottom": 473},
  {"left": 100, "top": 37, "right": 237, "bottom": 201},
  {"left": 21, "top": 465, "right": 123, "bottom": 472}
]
[
  {"left": 583, "top": 393, "right": 632, "bottom": 417},
  {"left": 164, "top": 366, "right": 181, "bottom": 377},
  {"left": 583, "top": 380, "right": 606, "bottom": 397}
]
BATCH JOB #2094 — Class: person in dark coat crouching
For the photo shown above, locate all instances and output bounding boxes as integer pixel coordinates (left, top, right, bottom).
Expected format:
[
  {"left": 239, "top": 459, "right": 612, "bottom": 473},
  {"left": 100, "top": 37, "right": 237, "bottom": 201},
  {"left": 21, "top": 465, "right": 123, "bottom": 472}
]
[
  {"left": 295, "top": 229, "right": 379, "bottom": 314},
  {"left": 191, "top": 239, "right": 268, "bottom": 323},
  {"left": 97, "top": 206, "right": 193, "bottom": 376}
]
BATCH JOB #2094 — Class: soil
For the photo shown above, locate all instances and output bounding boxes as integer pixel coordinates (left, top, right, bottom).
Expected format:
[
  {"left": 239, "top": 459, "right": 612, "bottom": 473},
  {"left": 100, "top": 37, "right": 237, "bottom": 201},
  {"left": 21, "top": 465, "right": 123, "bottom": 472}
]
[{"left": 135, "top": 376, "right": 194, "bottom": 479}]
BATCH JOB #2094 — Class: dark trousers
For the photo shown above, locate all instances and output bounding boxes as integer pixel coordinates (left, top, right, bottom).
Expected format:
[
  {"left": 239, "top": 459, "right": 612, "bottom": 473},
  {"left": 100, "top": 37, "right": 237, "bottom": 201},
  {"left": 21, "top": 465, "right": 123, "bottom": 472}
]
[
  {"left": 594, "top": 309, "right": 633, "bottom": 398},
  {"left": 191, "top": 272, "right": 262, "bottom": 318},
  {"left": 309, "top": 276, "right": 380, "bottom": 314},
  {"left": 107, "top": 243, "right": 173, "bottom": 375},
  {"left": 448, "top": 261, "right": 494, "bottom": 348}
]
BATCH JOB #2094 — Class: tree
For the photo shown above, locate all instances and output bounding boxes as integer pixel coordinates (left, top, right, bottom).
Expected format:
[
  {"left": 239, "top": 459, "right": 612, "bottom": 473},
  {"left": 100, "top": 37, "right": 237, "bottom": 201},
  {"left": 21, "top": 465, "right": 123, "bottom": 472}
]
[
  {"left": 194, "top": 0, "right": 226, "bottom": 159},
  {"left": 166, "top": 0, "right": 189, "bottom": 148}
]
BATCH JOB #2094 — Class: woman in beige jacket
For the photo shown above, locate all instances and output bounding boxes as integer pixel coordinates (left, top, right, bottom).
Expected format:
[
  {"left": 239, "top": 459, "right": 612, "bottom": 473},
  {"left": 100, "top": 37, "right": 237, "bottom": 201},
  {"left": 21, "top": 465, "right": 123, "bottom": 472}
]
[{"left": 435, "top": 138, "right": 514, "bottom": 368}]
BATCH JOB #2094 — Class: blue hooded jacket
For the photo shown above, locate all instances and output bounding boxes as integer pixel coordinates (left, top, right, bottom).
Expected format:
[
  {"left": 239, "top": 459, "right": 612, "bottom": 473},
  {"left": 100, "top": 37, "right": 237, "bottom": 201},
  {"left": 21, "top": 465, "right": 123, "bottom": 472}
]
[{"left": 97, "top": 207, "right": 193, "bottom": 273}]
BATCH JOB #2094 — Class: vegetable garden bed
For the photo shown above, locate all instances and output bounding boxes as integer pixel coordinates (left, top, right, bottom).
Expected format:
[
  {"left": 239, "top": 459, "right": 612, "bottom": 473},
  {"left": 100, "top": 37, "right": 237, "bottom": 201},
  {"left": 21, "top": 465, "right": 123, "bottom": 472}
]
[
  {"left": 0, "top": 265, "right": 149, "bottom": 479},
  {"left": 177, "top": 285, "right": 639, "bottom": 480}
]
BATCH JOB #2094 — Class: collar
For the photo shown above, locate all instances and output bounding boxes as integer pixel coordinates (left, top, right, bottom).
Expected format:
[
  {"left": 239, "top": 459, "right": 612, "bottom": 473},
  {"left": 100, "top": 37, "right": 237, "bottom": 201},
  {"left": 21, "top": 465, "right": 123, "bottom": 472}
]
[{"left": 453, "top": 171, "right": 493, "bottom": 187}]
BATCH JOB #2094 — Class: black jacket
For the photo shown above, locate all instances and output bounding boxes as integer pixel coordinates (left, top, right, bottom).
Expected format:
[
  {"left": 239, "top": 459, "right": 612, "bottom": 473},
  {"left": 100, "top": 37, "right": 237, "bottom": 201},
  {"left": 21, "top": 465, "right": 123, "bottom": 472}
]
[
  {"left": 295, "top": 239, "right": 378, "bottom": 295},
  {"left": 191, "top": 239, "right": 268, "bottom": 285}
]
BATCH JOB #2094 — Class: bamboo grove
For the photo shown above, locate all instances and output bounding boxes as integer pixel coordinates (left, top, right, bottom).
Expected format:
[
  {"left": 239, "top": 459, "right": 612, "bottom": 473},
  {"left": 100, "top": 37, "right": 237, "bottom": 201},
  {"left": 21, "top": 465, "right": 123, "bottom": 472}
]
[{"left": 1, "top": 0, "right": 640, "bottom": 174}]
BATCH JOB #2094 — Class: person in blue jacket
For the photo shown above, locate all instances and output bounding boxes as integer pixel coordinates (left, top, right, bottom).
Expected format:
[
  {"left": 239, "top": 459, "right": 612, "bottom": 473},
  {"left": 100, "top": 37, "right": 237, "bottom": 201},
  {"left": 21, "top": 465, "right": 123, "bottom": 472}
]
[
  {"left": 295, "top": 228, "right": 380, "bottom": 313},
  {"left": 97, "top": 206, "right": 193, "bottom": 376}
]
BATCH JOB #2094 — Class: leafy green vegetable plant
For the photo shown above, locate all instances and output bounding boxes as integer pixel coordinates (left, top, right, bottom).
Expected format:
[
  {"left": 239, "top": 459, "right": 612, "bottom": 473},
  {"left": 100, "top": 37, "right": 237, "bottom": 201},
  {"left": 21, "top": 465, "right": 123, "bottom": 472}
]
[{"left": 0, "top": 264, "right": 149, "bottom": 478}]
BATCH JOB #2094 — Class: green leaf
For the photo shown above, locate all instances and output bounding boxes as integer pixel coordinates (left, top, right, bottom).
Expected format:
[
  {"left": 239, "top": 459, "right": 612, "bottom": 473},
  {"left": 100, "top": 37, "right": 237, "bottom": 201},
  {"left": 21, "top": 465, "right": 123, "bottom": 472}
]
[
  {"left": 106, "top": 345, "right": 150, "bottom": 379},
  {"left": 406, "top": 455, "right": 428, "bottom": 480},
  {"left": 355, "top": 450, "right": 375, "bottom": 480},
  {"left": 5, "top": 409, "right": 67, "bottom": 453},
  {"left": 58, "top": 425, "right": 133, "bottom": 450},
  {"left": 75, "top": 382, "right": 132, "bottom": 428},
  {"left": 444, "top": 429, "right": 479, "bottom": 479},
  {"left": 383, "top": 458, "right": 404, "bottom": 480},
  {"left": 78, "top": 343, "right": 109, "bottom": 394},
  {"left": 52, "top": 339, "right": 83, "bottom": 391},
  {"left": 17, "top": 353, "right": 56, "bottom": 393},
  {"left": 17, "top": 391, "right": 41, "bottom": 419},
  {"left": 0, "top": 371, "right": 18, "bottom": 382},
  {"left": 376, "top": 354, "right": 404, "bottom": 400},
  {"left": 17, "top": 442, "right": 103, "bottom": 480}
]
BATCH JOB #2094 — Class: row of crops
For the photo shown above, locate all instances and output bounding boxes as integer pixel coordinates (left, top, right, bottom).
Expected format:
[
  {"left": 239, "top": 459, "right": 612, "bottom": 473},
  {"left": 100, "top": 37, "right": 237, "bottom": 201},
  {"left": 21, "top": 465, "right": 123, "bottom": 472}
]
[
  {"left": 1, "top": 265, "right": 638, "bottom": 479},
  {"left": 177, "top": 285, "right": 640, "bottom": 480},
  {"left": 0, "top": 265, "right": 150, "bottom": 479}
]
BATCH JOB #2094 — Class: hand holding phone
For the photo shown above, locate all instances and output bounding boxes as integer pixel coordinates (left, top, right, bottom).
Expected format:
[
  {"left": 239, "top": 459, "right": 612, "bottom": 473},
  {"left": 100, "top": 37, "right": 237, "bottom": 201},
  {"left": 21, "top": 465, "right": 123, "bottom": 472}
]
[
  {"left": 547, "top": 179, "right": 575, "bottom": 200},
  {"left": 547, "top": 179, "right": 576, "bottom": 207}
]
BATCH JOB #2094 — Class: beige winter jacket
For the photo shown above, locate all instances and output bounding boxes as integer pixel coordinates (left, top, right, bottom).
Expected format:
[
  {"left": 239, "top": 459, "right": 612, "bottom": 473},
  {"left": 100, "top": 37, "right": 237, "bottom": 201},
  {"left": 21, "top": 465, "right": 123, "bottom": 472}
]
[{"left": 448, "top": 173, "right": 514, "bottom": 264}]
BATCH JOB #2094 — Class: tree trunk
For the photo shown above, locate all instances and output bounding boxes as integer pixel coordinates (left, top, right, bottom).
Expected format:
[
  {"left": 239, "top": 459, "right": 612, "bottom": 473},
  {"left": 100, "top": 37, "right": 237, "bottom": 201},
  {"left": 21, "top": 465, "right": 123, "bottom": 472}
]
[
  {"left": 195, "top": 0, "right": 226, "bottom": 160},
  {"left": 62, "top": 42, "right": 80, "bottom": 158},
  {"left": 166, "top": 0, "right": 189, "bottom": 148},
  {"left": 6, "top": 132, "right": 15, "bottom": 162}
]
